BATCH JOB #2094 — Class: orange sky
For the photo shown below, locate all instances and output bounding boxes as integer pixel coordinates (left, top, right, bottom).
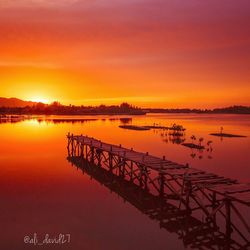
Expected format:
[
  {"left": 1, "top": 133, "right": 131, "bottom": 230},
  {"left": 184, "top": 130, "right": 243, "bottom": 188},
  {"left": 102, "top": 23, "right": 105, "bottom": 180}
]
[{"left": 0, "top": 0, "right": 249, "bottom": 108}]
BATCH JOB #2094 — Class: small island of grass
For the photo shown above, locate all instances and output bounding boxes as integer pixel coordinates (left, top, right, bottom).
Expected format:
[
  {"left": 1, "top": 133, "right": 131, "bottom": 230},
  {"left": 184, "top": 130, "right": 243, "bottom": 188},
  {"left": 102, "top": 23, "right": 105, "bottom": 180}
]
[
  {"left": 210, "top": 127, "right": 247, "bottom": 138},
  {"left": 119, "top": 125, "right": 150, "bottom": 131},
  {"left": 181, "top": 143, "right": 205, "bottom": 150},
  {"left": 210, "top": 133, "right": 247, "bottom": 138}
]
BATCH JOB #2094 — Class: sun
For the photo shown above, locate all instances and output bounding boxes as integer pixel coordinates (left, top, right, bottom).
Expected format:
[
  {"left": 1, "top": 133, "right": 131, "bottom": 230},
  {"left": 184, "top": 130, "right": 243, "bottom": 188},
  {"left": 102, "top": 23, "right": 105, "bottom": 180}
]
[{"left": 30, "top": 97, "right": 50, "bottom": 104}]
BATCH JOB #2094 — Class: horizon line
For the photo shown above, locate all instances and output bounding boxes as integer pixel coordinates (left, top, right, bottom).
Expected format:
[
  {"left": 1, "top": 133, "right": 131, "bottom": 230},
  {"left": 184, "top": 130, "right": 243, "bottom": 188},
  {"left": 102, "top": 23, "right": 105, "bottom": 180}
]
[{"left": 0, "top": 96, "right": 250, "bottom": 110}]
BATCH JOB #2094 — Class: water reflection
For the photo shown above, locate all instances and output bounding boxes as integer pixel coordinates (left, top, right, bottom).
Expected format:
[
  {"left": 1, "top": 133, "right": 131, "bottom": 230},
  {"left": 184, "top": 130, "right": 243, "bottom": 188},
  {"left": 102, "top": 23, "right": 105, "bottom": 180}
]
[
  {"left": 158, "top": 130, "right": 186, "bottom": 145},
  {"left": 0, "top": 116, "right": 134, "bottom": 125},
  {"left": 37, "top": 118, "right": 99, "bottom": 124},
  {"left": 68, "top": 156, "right": 249, "bottom": 250},
  {"left": 189, "top": 148, "right": 213, "bottom": 160},
  {"left": 0, "top": 115, "right": 30, "bottom": 123},
  {"left": 120, "top": 118, "right": 132, "bottom": 125},
  {"left": 187, "top": 141, "right": 213, "bottom": 160}
]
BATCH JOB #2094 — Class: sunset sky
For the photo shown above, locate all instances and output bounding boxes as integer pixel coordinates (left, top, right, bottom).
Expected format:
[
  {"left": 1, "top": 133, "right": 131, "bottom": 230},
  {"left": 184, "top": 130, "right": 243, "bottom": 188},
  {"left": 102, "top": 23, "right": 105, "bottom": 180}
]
[{"left": 0, "top": 0, "right": 249, "bottom": 108}]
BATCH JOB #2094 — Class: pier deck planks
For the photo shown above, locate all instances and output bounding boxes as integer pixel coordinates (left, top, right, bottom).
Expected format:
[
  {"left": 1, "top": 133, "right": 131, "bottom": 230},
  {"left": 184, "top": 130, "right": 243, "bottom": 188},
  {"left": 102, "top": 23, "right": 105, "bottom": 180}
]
[{"left": 70, "top": 134, "right": 250, "bottom": 207}]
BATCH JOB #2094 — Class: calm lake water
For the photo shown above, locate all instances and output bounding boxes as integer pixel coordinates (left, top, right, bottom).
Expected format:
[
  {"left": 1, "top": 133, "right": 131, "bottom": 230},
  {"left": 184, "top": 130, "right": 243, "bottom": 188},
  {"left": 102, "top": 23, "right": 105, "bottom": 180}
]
[{"left": 0, "top": 113, "right": 249, "bottom": 250}]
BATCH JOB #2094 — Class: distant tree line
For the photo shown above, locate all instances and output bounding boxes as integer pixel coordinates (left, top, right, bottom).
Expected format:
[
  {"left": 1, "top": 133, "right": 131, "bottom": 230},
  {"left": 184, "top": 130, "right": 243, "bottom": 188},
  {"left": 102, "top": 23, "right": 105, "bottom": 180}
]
[
  {"left": 0, "top": 103, "right": 249, "bottom": 115},
  {"left": 144, "top": 106, "right": 250, "bottom": 114},
  {"left": 211, "top": 106, "right": 250, "bottom": 114},
  {"left": 0, "top": 102, "right": 146, "bottom": 115}
]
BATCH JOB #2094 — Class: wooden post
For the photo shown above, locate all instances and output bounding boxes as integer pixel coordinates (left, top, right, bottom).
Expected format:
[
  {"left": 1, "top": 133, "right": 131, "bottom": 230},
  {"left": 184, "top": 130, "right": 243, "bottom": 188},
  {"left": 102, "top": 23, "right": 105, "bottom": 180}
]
[
  {"left": 159, "top": 172, "right": 165, "bottom": 198},
  {"left": 130, "top": 162, "right": 133, "bottom": 182},
  {"left": 76, "top": 141, "right": 79, "bottom": 156},
  {"left": 80, "top": 143, "right": 83, "bottom": 157},
  {"left": 118, "top": 156, "right": 122, "bottom": 177},
  {"left": 122, "top": 160, "right": 125, "bottom": 178},
  {"left": 109, "top": 153, "right": 113, "bottom": 173},
  {"left": 97, "top": 150, "right": 101, "bottom": 167},
  {"left": 144, "top": 167, "right": 148, "bottom": 190},
  {"left": 139, "top": 167, "right": 143, "bottom": 188},
  {"left": 90, "top": 147, "right": 94, "bottom": 163},
  {"left": 85, "top": 144, "right": 88, "bottom": 160}
]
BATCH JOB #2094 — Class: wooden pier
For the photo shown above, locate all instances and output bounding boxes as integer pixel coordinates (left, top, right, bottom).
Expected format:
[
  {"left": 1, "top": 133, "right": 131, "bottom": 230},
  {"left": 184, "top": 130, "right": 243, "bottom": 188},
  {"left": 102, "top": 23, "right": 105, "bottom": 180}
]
[{"left": 67, "top": 133, "right": 250, "bottom": 247}]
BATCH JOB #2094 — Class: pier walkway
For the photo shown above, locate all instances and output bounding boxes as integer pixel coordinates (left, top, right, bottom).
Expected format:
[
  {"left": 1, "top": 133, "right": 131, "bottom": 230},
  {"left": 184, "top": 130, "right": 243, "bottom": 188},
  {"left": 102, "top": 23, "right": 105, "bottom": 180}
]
[{"left": 67, "top": 133, "right": 250, "bottom": 246}]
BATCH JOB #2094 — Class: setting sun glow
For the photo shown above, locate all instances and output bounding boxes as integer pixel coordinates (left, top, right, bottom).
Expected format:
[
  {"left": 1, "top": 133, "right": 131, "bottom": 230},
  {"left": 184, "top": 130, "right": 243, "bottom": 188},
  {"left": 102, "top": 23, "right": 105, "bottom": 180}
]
[
  {"left": 0, "top": 1, "right": 249, "bottom": 108},
  {"left": 30, "top": 97, "right": 50, "bottom": 104}
]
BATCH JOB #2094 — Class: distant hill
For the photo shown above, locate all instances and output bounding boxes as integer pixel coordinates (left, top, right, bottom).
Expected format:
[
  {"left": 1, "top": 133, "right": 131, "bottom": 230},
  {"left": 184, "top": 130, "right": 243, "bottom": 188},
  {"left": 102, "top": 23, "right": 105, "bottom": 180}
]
[{"left": 0, "top": 97, "right": 38, "bottom": 107}]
